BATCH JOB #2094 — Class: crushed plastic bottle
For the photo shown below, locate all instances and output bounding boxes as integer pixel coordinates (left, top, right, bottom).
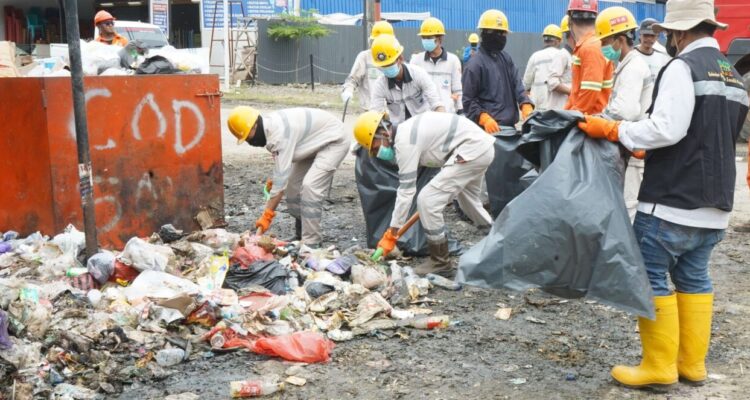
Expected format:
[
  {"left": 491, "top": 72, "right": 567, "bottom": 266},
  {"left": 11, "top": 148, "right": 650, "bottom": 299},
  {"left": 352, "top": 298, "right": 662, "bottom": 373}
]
[
  {"left": 65, "top": 267, "right": 88, "bottom": 277},
  {"left": 155, "top": 348, "right": 185, "bottom": 367},
  {"left": 229, "top": 379, "right": 284, "bottom": 398},
  {"left": 425, "top": 273, "right": 462, "bottom": 291},
  {"left": 402, "top": 315, "right": 451, "bottom": 330}
]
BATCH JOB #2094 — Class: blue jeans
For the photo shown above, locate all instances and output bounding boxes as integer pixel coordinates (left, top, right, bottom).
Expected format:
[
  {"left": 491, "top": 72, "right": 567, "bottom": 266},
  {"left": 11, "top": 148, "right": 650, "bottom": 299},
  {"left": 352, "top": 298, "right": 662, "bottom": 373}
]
[{"left": 633, "top": 212, "right": 725, "bottom": 296}]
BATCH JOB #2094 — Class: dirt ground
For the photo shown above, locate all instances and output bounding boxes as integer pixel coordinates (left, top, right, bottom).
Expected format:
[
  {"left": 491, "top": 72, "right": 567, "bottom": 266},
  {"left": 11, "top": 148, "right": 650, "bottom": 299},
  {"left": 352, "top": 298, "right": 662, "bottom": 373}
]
[{"left": 119, "top": 89, "right": 750, "bottom": 399}]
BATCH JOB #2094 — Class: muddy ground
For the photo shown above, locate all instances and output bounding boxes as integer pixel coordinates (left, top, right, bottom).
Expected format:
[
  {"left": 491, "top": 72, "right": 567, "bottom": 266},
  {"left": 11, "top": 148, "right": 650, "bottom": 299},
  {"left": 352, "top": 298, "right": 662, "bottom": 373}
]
[{"left": 119, "top": 90, "right": 750, "bottom": 399}]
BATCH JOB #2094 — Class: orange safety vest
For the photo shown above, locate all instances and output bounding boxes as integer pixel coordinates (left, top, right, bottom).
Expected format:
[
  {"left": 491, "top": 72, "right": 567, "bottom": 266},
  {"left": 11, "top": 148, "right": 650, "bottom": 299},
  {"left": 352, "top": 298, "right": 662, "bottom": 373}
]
[
  {"left": 96, "top": 34, "right": 129, "bottom": 47},
  {"left": 564, "top": 31, "right": 614, "bottom": 115}
]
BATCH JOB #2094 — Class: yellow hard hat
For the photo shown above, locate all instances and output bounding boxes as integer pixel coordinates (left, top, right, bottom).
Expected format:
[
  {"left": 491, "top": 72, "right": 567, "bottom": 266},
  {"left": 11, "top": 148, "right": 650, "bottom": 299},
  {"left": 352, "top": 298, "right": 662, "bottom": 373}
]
[
  {"left": 370, "top": 20, "right": 394, "bottom": 40},
  {"left": 542, "top": 24, "right": 563, "bottom": 40},
  {"left": 560, "top": 15, "right": 570, "bottom": 33},
  {"left": 468, "top": 33, "right": 479, "bottom": 44},
  {"left": 370, "top": 34, "right": 404, "bottom": 67},
  {"left": 227, "top": 106, "right": 260, "bottom": 145},
  {"left": 595, "top": 6, "right": 637, "bottom": 40},
  {"left": 477, "top": 9, "right": 510, "bottom": 32},
  {"left": 419, "top": 17, "right": 445, "bottom": 36},
  {"left": 353, "top": 111, "right": 387, "bottom": 150}
]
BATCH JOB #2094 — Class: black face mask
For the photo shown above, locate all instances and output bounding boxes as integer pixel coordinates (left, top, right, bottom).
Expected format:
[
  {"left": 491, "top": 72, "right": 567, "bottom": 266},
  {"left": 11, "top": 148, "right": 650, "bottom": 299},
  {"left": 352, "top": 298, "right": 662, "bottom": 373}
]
[
  {"left": 247, "top": 116, "right": 267, "bottom": 147},
  {"left": 481, "top": 31, "right": 507, "bottom": 52},
  {"left": 665, "top": 32, "right": 678, "bottom": 57}
]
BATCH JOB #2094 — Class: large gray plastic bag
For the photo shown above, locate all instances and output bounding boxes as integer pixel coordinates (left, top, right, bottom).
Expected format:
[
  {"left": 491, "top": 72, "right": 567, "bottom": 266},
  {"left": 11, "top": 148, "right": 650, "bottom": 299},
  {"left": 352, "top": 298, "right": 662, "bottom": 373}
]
[
  {"left": 355, "top": 148, "right": 461, "bottom": 256},
  {"left": 456, "top": 110, "right": 654, "bottom": 319},
  {"left": 485, "top": 128, "right": 534, "bottom": 218}
]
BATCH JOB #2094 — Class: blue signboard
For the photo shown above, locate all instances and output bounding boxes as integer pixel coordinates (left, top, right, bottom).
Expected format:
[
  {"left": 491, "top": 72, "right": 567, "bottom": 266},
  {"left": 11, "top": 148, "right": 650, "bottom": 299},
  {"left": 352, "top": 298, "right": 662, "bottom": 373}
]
[
  {"left": 151, "top": 0, "right": 169, "bottom": 36},
  {"left": 203, "top": 0, "right": 289, "bottom": 29}
]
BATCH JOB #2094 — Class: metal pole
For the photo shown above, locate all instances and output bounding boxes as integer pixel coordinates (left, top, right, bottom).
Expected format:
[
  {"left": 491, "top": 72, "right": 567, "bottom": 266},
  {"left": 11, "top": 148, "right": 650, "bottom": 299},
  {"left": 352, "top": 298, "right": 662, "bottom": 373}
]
[
  {"left": 362, "top": 0, "right": 368, "bottom": 50},
  {"left": 374, "top": 0, "right": 381, "bottom": 22},
  {"left": 63, "top": 0, "right": 98, "bottom": 259},
  {"left": 309, "top": 53, "right": 315, "bottom": 92},
  {"left": 222, "top": 0, "right": 231, "bottom": 91},
  {"left": 366, "top": 0, "right": 375, "bottom": 47}
]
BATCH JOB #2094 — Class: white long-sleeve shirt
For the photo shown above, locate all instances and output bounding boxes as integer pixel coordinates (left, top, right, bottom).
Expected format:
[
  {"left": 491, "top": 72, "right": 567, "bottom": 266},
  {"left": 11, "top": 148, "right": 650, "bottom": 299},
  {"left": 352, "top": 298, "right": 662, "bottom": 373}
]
[
  {"left": 546, "top": 48, "right": 572, "bottom": 110},
  {"left": 634, "top": 47, "right": 671, "bottom": 81},
  {"left": 390, "top": 112, "right": 495, "bottom": 228},
  {"left": 263, "top": 108, "right": 348, "bottom": 196},
  {"left": 370, "top": 63, "right": 444, "bottom": 126},
  {"left": 342, "top": 50, "right": 382, "bottom": 111},
  {"left": 410, "top": 49, "right": 463, "bottom": 113},
  {"left": 604, "top": 50, "right": 654, "bottom": 122},
  {"left": 618, "top": 37, "right": 745, "bottom": 229},
  {"left": 523, "top": 46, "right": 561, "bottom": 110}
]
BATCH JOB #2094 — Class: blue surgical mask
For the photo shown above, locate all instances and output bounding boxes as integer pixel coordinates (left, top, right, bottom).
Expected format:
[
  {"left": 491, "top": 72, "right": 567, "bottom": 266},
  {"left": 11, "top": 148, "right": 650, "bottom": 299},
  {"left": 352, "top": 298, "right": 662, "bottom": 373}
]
[
  {"left": 601, "top": 44, "right": 621, "bottom": 62},
  {"left": 376, "top": 145, "right": 395, "bottom": 161},
  {"left": 380, "top": 63, "right": 400, "bottom": 79},
  {"left": 421, "top": 38, "right": 437, "bottom": 52}
]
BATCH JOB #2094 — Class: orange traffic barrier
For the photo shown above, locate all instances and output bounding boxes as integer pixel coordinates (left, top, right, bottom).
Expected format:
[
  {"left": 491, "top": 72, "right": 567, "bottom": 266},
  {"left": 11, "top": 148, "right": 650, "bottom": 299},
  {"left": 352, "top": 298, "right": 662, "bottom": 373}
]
[{"left": 0, "top": 75, "right": 224, "bottom": 248}]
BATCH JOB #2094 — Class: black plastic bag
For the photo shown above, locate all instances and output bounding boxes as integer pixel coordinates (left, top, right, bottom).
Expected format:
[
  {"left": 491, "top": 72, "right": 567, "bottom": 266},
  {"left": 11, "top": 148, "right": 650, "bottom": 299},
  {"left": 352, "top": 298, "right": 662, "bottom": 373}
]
[
  {"left": 136, "top": 55, "right": 177, "bottom": 75},
  {"left": 485, "top": 128, "right": 534, "bottom": 218},
  {"left": 223, "top": 260, "right": 288, "bottom": 295},
  {"left": 457, "top": 110, "right": 654, "bottom": 319},
  {"left": 354, "top": 147, "right": 461, "bottom": 256}
]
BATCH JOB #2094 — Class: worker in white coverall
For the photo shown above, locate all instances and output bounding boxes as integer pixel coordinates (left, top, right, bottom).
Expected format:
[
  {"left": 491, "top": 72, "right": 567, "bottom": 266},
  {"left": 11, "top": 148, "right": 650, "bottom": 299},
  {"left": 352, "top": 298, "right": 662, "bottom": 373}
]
[
  {"left": 341, "top": 21, "right": 394, "bottom": 110},
  {"left": 354, "top": 111, "right": 495, "bottom": 277},
  {"left": 596, "top": 7, "right": 654, "bottom": 221},
  {"left": 369, "top": 34, "right": 445, "bottom": 124},
  {"left": 409, "top": 17, "right": 463, "bottom": 114},
  {"left": 227, "top": 106, "right": 350, "bottom": 247},
  {"left": 523, "top": 24, "right": 564, "bottom": 111},
  {"left": 547, "top": 15, "right": 573, "bottom": 110}
]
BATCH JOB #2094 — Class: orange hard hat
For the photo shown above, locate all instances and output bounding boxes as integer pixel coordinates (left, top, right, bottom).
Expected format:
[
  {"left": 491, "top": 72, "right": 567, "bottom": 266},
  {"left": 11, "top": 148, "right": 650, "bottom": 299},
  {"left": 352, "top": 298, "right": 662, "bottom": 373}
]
[{"left": 94, "top": 10, "right": 115, "bottom": 25}]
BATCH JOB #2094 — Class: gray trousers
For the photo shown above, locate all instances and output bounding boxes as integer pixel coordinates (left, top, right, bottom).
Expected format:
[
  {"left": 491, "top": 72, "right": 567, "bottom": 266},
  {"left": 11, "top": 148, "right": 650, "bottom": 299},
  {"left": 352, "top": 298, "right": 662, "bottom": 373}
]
[{"left": 285, "top": 138, "right": 350, "bottom": 244}]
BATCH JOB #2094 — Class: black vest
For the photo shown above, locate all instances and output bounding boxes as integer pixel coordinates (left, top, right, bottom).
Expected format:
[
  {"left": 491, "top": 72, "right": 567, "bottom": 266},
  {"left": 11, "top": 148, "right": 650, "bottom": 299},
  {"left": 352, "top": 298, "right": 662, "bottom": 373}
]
[{"left": 639, "top": 46, "right": 749, "bottom": 211}]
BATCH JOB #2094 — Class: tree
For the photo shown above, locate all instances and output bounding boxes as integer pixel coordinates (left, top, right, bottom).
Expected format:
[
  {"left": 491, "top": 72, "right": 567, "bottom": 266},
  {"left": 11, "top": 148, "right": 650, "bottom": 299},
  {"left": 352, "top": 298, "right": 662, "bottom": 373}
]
[{"left": 267, "top": 10, "right": 331, "bottom": 83}]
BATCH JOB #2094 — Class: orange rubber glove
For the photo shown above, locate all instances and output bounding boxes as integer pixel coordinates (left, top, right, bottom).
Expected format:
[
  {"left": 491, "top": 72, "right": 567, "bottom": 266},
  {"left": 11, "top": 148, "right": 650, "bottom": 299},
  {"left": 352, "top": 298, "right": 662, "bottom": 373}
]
[
  {"left": 632, "top": 150, "right": 646, "bottom": 160},
  {"left": 377, "top": 229, "right": 398, "bottom": 257},
  {"left": 521, "top": 104, "right": 534, "bottom": 120},
  {"left": 255, "top": 208, "right": 276, "bottom": 233},
  {"left": 577, "top": 115, "right": 620, "bottom": 142},
  {"left": 478, "top": 112, "right": 500, "bottom": 134}
]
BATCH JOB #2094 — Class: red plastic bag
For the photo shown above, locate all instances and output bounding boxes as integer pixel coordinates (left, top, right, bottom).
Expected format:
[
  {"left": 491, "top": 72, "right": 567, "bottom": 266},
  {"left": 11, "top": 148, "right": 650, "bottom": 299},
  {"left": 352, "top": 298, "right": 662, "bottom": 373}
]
[
  {"left": 250, "top": 332, "right": 335, "bottom": 363},
  {"left": 230, "top": 244, "right": 274, "bottom": 268},
  {"left": 108, "top": 260, "right": 140, "bottom": 285}
]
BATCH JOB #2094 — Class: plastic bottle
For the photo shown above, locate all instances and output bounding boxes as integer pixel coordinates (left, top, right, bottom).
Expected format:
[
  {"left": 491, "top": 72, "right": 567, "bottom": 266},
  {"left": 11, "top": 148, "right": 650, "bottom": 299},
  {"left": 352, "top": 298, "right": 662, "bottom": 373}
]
[
  {"left": 155, "top": 348, "right": 185, "bottom": 367},
  {"left": 425, "top": 273, "right": 463, "bottom": 291},
  {"left": 210, "top": 332, "right": 226, "bottom": 349},
  {"left": 65, "top": 267, "right": 89, "bottom": 277},
  {"left": 287, "top": 270, "right": 299, "bottom": 289},
  {"left": 229, "top": 380, "right": 284, "bottom": 398},
  {"left": 406, "top": 315, "right": 450, "bottom": 330}
]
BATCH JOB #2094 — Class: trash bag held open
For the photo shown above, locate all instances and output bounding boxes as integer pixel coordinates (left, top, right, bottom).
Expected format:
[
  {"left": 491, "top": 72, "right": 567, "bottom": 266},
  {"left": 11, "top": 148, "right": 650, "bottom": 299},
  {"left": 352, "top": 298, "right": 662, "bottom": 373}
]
[
  {"left": 354, "top": 147, "right": 461, "bottom": 256},
  {"left": 457, "top": 110, "right": 654, "bottom": 319},
  {"left": 485, "top": 128, "right": 534, "bottom": 218}
]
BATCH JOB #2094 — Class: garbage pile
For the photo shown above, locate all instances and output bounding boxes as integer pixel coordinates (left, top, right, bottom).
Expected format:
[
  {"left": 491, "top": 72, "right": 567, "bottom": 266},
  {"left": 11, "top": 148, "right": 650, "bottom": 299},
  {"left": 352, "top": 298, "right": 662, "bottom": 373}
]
[
  {"left": 0, "top": 40, "right": 208, "bottom": 79},
  {"left": 0, "top": 224, "right": 455, "bottom": 398}
]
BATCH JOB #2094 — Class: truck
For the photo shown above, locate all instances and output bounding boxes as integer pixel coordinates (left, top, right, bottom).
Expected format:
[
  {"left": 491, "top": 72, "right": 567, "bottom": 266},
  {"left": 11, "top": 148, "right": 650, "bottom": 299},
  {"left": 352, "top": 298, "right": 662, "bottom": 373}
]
[{"left": 714, "top": 0, "right": 750, "bottom": 139}]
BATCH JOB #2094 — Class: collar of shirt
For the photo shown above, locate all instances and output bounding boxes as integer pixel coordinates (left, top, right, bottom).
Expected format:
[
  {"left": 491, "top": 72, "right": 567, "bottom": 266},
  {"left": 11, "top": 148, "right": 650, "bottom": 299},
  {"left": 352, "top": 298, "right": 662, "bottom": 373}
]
[
  {"left": 615, "top": 50, "right": 641, "bottom": 74},
  {"left": 423, "top": 47, "right": 448, "bottom": 62},
  {"left": 573, "top": 30, "right": 596, "bottom": 53},
  {"left": 388, "top": 64, "right": 413, "bottom": 89},
  {"left": 678, "top": 37, "right": 720, "bottom": 56}
]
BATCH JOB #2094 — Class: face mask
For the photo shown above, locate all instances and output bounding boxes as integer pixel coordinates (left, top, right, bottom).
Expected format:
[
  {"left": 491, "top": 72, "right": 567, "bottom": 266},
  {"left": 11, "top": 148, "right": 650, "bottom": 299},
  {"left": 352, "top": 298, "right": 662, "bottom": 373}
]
[
  {"left": 665, "top": 32, "right": 678, "bottom": 57},
  {"left": 601, "top": 44, "right": 621, "bottom": 62},
  {"left": 471, "top": 44, "right": 478, "bottom": 49},
  {"left": 421, "top": 38, "right": 437, "bottom": 52},
  {"left": 481, "top": 31, "right": 507, "bottom": 52},
  {"left": 380, "top": 63, "right": 400, "bottom": 79},
  {"left": 376, "top": 145, "right": 395, "bottom": 161},
  {"left": 247, "top": 117, "right": 267, "bottom": 147}
]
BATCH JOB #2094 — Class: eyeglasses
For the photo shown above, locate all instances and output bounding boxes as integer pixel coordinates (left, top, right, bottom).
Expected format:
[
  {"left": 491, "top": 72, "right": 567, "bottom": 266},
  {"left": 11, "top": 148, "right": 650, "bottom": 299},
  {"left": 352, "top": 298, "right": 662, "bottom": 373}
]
[{"left": 101, "top": 21, "right": 114, "bottom": 27}]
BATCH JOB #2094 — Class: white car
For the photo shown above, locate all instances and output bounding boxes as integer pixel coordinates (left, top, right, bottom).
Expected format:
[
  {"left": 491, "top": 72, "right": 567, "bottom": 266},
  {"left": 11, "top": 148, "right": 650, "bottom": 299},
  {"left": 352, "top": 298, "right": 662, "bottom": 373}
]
[{"left": 94, "top": 20, "right": 169, "bottom": 49}]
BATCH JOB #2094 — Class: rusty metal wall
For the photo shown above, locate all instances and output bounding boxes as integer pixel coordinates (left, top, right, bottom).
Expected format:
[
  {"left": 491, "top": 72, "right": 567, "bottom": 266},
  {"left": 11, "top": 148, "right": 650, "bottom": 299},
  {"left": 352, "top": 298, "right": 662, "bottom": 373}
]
[{"left": 0, "top": 75, "right": 224, "bottom": 248}]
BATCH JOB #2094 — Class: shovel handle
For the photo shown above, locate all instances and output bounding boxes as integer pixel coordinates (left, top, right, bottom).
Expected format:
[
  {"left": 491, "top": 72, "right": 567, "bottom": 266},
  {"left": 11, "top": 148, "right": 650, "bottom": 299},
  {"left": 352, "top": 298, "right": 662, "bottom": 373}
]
[{"left": 371, "top": 212, "right": 420, "bottom": 261}]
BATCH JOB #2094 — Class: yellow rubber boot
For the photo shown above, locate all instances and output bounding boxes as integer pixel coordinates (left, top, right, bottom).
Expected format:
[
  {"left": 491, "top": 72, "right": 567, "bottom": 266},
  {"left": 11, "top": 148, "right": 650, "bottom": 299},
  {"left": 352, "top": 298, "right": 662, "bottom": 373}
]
[
  {"left": 611, "top": 294, "right": 679, "bottom": 389},
  {"left": 676, "top": 292, "right": 713, "bottom": 385}
]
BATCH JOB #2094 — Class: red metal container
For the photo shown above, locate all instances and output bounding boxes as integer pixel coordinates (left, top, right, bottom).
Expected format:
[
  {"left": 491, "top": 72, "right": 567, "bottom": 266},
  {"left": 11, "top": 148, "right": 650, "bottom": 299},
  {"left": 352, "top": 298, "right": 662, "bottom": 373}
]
[{"left": 0, "top": 75, "right": 224, "bottom": 248}]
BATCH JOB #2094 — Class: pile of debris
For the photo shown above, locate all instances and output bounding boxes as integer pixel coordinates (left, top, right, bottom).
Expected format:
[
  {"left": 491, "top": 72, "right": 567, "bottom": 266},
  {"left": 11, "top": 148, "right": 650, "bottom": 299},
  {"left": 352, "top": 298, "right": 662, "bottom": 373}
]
[{"left": 0, "top": 224, "right": 457, "bottom": 398}]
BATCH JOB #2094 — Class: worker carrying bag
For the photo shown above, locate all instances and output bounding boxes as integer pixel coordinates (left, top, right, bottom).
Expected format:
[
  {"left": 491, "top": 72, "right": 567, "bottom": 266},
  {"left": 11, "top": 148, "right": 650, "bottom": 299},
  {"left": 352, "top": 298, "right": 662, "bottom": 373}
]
[{"left": 457, "top": 110, "right": 654, "bottom": 319}]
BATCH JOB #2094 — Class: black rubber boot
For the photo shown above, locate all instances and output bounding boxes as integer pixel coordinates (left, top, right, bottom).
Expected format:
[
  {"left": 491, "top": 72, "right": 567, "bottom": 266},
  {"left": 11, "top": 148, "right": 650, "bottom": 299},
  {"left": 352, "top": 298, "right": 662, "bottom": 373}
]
[{"left": 414, "top": 239, "right": 454, "bottom": 278}]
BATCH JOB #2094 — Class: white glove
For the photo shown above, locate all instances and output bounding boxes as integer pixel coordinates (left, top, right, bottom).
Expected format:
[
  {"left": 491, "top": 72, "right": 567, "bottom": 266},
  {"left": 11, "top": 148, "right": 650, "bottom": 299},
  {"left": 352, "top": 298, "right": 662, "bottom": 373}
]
[{"left": 341, "top": 89, "right": 353, "bottom": 103}]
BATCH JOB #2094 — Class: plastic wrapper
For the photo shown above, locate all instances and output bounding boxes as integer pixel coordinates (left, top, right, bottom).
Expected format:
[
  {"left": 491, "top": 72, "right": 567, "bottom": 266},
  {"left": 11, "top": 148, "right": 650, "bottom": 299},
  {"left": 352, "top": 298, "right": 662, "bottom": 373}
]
[
  {"left": 81, "top": 39, "right": 122, "bottom": 75},
  {"left": 230, "top": 243, "right": 274, "bottom": 268},
  {"left": 354, "top": 147, "right": 462, "bottom": 256},
  {"left": 123, "top": 270, "right": 201, "bottom": 302},
  {"left": 109, "top": 260, "right": 140, "bottom": 285},
  {"left": 223, "top": 260, "right": 288, "bottom": 295},
  {"left": 457, "top": 110, "right": 655, "bottom": 318},
  {"left": 149, "top": 45, "right": 209, "bottom": 73},
  {"left": 120, "top": 237, "right": 175, "bottom": 272},
  {"left": 87, "top": 251, "right": 116, "bottom": 284},
  {"left": 350, "top": 264, "right": 386, "bottom": 290},
  {"left": 0, "top": 309, "right": 11, "bottom": 350},
  {"left": 250, "top": 331, "right": 335, "bottom": 363}
]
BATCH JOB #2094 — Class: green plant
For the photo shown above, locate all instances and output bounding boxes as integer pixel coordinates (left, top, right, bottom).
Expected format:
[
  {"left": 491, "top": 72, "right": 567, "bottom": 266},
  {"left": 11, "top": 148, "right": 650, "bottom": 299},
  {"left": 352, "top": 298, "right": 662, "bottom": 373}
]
[{"left": 267, "top": 9, "right": 331, "bottom": 82}]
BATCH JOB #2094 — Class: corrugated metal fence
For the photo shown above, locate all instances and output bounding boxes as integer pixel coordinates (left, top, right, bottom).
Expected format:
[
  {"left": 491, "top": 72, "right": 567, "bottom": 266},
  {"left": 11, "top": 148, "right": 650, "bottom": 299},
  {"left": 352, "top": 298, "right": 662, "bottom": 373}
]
[
  {"left": 257, "top": 20, "right": 542, "bottom": 84},
  {"left": 301, "top": 0, "right": 665, "bottom": 32}
]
